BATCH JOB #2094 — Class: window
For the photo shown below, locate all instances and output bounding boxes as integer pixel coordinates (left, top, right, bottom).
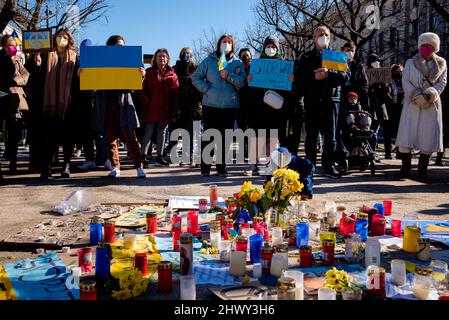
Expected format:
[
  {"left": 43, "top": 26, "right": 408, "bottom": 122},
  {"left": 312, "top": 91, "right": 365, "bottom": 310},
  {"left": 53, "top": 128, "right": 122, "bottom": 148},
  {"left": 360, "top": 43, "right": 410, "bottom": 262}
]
[
  {"left": 412, "top": 19, "right": 419, "bottom": 38},
  {"left": 429, "top": 14, "right": 437, "bottom": 32},
  {"left": 379, "top": 32, "right": 385, "bottom": 53},
  {"left": 389, "top": 27, "right": 397, "bottom": 49}
]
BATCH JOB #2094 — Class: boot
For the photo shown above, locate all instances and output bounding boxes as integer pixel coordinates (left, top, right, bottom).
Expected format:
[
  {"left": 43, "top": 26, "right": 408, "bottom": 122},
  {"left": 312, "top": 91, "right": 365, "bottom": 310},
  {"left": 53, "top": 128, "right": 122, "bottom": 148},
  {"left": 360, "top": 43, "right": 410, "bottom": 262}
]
[
  {"left": 384, "top": 143, "right": 392, "bottom": 160},
  {"left": 61, "top": 163, "right": 71, "bottom": 178},
  {"left": 418, "top": 154, "right": 431, "bottom": 181},
  {"left": 434, "top": 152, "right": 443, "bottom": 166},
  {"left": 400, "top": 153, "right": 412, "bottom": 178},
  {"left": 40, "top": 166, "right": 52, "bottom": 179}
]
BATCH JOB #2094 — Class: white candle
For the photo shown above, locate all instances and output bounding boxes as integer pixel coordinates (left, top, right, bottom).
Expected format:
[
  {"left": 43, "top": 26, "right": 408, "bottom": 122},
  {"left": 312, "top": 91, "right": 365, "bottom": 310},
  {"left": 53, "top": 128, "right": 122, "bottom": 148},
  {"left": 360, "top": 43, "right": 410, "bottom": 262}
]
[
  {"left": 180, "top": 275, "right": 196, "bottom": 300},
  {"left": 318, "top": 287, "right": 336, "bottom": 300},
  {"left": 123, "top": 233, "right": 137, "bottom": 250},
  {"left": 229, "top": 251, "right": 247, "bottom": 276},
  {"left": 391, "top": 259, "right": 406, "bottom": 286},
  {"left": 210, "top": 230, "right": 221, "bottom": 249},
  {"left": 270, "top": 253, "right": 288, "bottom": 277},
  {"left": 271, "top": 228, "right": 283, "bottom": 246},
  {"left": 219, "top": 240, "right": 231, "bottom": 262},
  {"left": 253, "top": 263, "right": 262, "bottom": 279},
  {"left": 283, "top": 270, "right": 304, "bottom": 300}
]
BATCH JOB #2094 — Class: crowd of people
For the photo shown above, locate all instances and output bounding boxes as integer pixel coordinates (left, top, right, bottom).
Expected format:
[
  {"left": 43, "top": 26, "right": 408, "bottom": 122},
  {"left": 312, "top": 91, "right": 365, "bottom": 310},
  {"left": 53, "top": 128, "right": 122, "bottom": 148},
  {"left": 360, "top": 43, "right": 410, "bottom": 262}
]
[{"left": 0, "top": 26, "right": 448, "bottom": 183}]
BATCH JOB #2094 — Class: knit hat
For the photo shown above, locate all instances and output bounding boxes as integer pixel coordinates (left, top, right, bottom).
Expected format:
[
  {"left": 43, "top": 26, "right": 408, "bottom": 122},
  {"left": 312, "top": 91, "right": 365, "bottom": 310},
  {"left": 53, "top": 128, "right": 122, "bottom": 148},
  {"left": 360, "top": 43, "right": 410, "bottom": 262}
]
[
  {"left": 346, "top": 92, "right": 358, "bottom": 100},
  {"left": 263, "top": 35, "right": 280, "bottom": 50},
  {"left": 367, "top": 54, "right": 380, "bottom": 65},
  {"left": 418, "top": 32, "right": 440, "bottom": 53}
]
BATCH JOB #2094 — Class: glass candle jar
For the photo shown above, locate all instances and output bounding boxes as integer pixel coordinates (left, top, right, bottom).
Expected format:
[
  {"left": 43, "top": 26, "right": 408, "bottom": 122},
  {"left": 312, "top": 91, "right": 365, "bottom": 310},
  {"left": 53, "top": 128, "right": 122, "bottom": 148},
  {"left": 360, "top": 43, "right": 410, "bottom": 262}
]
[
  {"left": 371, "top": 214, "right": 386, "bottom": 236},
  {"left": 299, "top": 246, "right": 313, "bottom": 268},
  {"left": 321, "top": 240, "right": 335, "bottom": 266},
  {"left": 391, "top": 259, "right": 407, "bottom": 286},
  {"left": 365, "top": 238, "right": 381, "bottom": 267},
  {"left": 223, "top": 218, "right": 234, "bottom": 240},
  {"left": 219, "top": 240, "right": 231, "bottom": 262},
  {"left": 403, "top": 226, "right": 421, "bottom": 253},
  {"left": 104, "top": 220, "right": 116, "bottom": 244},
  {"left": 391, "top": 219, "right": 402, "bottom": 238},
  {"left": 123, "top": 233, "right": 137, "bottom": 250},
  {"left": 277, "top": 277, "right": 296, "bottom": 300},
  {"left": 146, "top": 212, "right": 158, "bottom": 234},
  {"left": 78, "top": 248, "right": 93, "bottom": 273},
  {"left": 210, "top": 220, "right": 222, "bottom": 249},
  {"left": 367, "top": 266, "right": 386, "bottom": 299},
  {"left": 249, "top": 234, "right": 264, "bottom": 263},
  {"left": 242, "top": 227, "right": 255, "bottom": 238},
  {"left": 342, "top": 286, "right": 363, "bottom": 300},
  {"left": 253, "top": 263, "right": 262, "bottom": 279},
  {"left": 345, "top": 233, "right": 363, "bottom": 263},
  {"left": 187, "top": 211, "right": 199, "bottom": 235},
  {"left": 134, "top": 253, "right": 148, "bottom": 276},
  {"left": 430, "top": 260, "right": 448, "bottom": 290},
  {"left": 236, "top": 236, "right": 248, "bottom": 252},
  {"left": 158, "top": 261, "right": 173, "bottom": 293},
  {"left": 89, "top": 217, "right": 103, "bottom": 245},
  {"left": 355, "top": 212, "right": 369, "bottom": 241},
  {"left": 373, "top": 203, "right": 385, "bottom": 216},
  {"left": 413, "top": 266, "right": 433, "bottom": 300},
  {"left": 270, "top": 253, "right": 288, "bottom": 278},
  {"left": 271, "top": 227, "right": 283, "bottom": 247},
  {"left": 261, "top": 243, "right": 274, "bottom": 274},
  {"left": 180, "top": 275, "right": 196, "bottom": 300},
  {"left": 318, "top": 287, "right": 336, "bottom": 300},
  {"left": 417, "top": 238, "right": 431, "bottom": 262},
  {"left": 283, "top": 270, "right": 304, "bottom": 300},
  {"left": 296, "top": 222, "right": 309, "bottom": 248},
  {"left": 383, "top": 201, "right": 392, "bottom": 216},
  {"left": 229, "top": 251, "right": 247, "bottom": 276},
  {"left": 80, "top": 280, "right": 97, "bottom": 300}
]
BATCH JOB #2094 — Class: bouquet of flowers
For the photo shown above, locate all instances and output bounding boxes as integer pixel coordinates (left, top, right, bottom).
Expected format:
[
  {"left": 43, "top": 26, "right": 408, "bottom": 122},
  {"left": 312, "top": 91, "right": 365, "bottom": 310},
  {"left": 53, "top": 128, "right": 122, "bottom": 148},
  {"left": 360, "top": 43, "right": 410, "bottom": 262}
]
[
  {"left": 231, "top": 181, "right": 264, "bottom": 218},
  {"left": 110, "top": 269, "right": 150, "bottom": 300},
  {"left": 323, "top": 268, "right": 350, "bottom": 293}
]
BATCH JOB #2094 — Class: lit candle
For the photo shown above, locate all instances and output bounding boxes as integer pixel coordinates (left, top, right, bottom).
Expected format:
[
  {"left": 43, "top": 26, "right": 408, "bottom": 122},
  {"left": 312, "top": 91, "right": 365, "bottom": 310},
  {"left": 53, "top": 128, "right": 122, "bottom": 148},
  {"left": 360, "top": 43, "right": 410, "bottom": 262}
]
[{"left": 270, "top": 253, "right": 288, "bottom": 278}]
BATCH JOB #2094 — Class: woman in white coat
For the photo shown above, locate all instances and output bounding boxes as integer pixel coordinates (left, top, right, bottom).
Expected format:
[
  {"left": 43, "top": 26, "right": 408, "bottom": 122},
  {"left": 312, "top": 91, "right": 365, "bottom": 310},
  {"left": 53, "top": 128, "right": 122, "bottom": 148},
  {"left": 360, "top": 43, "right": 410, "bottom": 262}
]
[{"left": 396, "top": 32, "right": 447, "bottom": 180}]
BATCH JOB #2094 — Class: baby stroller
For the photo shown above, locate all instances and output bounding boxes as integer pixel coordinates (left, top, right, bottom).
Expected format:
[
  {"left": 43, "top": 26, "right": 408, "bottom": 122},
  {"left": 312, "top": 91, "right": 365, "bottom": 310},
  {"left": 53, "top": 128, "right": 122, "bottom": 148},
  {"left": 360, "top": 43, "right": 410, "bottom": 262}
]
[{"left": 337, "top": 110, "right": 376, "bottom": 176}]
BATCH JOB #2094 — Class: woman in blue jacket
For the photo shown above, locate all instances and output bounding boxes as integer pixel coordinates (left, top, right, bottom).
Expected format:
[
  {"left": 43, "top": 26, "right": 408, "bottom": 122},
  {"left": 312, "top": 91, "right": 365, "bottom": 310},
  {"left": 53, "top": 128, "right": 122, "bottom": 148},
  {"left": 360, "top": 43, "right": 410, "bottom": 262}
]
[{"left": 192, "top": 34, "right": 246, "bottom": 177}]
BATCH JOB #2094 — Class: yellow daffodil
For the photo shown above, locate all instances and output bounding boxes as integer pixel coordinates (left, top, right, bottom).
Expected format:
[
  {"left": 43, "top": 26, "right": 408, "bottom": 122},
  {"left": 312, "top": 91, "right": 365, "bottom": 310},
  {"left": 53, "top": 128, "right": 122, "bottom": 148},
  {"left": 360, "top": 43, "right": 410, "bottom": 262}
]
[{"left": 249, "top": 191, "right": 262, "bottom": 203}]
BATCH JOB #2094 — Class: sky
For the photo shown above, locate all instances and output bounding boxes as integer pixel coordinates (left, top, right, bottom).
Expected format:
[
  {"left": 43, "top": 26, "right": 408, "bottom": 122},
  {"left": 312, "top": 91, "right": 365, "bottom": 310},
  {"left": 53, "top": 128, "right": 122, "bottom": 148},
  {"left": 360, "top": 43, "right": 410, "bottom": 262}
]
[{"left": 80, "top": 0, "right": 258, "bottom": 62}]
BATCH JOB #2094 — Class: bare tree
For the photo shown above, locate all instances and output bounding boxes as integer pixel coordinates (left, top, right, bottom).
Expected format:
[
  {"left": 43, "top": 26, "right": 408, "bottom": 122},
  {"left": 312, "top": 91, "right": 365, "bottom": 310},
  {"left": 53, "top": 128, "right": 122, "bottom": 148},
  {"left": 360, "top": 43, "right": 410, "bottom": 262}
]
[
  {"left": 1, "top": 0, "right": 109, "bottom": 33},
  {"left": 427, "top": 0, "right": 449, "bottom": 23}
]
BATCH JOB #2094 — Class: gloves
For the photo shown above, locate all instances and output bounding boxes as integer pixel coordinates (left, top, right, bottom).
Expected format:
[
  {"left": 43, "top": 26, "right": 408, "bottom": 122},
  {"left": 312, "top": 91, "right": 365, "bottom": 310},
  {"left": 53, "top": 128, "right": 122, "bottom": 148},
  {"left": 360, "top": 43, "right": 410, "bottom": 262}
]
[
  {"left": 423, "top": 87, "right": 439, "bottom": 103},
  {"left": 413, "top": 94, "right": 431, "bottom": 110}
]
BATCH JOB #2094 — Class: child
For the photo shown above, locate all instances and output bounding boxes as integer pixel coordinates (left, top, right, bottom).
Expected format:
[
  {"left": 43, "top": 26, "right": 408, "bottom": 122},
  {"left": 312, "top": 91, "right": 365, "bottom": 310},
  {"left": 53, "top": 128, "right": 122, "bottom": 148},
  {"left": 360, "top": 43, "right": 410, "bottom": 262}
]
[{"left": 344, "top": 92, "right": 372, "bottom": 132}]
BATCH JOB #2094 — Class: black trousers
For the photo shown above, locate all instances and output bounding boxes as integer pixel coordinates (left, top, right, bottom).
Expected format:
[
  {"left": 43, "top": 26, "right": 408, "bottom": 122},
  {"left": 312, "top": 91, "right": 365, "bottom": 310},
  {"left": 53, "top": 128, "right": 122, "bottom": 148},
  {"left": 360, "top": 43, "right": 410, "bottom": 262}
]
[
  {"left": 201, "top": 106, "right": 237, "bottom": 174},
  {"left": 41, "top": 117, "right": 75, "bottom": 171},
  {"left": 304, "top": 101, "right": 339, "bottom": 168}
]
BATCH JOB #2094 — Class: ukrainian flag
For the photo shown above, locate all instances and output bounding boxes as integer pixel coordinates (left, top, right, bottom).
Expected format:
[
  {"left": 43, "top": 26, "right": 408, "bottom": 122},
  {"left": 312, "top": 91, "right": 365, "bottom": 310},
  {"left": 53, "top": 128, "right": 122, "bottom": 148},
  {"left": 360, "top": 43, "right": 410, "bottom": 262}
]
[
  {"left": 10, "top": 31, "right": 22, "bottom": 45},
  {"left": 218, "top": 51, "right": 228, "bottom": 71},
  {"left": 322, "top": 49, "right": 349, "bottom": 72},
  {"left": 80, "top": 46, "right": 143, "bottom": 91}
]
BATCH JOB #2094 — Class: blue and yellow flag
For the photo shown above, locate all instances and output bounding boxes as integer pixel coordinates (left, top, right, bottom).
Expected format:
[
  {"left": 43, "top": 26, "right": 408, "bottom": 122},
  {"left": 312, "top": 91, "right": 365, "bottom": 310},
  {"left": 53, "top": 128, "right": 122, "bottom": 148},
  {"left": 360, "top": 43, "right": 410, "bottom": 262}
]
[
  {"left": 80, "top": 46, "right": 143, "bottom": 91},
  {"left": 322, "top": 49, "right": 349, "bottom": 72},
  {"left": 218, "top": 51, "right": 228, "bottom": 71},
  {"left": 10, "top": 31, "right": 22, "bottom": 45}
]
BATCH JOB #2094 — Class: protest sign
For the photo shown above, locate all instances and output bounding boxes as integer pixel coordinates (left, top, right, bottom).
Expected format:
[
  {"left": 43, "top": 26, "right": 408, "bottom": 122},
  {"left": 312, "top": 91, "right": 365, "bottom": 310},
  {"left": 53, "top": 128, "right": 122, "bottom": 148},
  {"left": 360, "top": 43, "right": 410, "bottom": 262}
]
[
  {"left": 322, "top": 49, "right": 349, "bottom": 72},
  {"left": 248, "top": 59, "right": 294, "bottom": 91},
  {"left": 22, "top": 29, "right": 52, "bottom": 52},
  {"left": 366, "top": 67, "right": 392, "bottom": 85}
]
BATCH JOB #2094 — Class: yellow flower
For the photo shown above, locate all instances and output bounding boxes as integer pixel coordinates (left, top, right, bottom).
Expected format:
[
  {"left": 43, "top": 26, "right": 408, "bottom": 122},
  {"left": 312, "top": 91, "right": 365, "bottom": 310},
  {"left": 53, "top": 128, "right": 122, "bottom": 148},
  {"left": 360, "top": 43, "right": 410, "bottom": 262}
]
[
  {"left": 325, "top": 268, "right": 339, "bottom": 280},
  {"left": 249, "top": 191, "right": 262, "bottom": 203},
  {"left": 241, "top": 181, "right": 252, "bottom": 193},
  {"left": 264, "top": 181, "right": 273, "bottom": 191}
]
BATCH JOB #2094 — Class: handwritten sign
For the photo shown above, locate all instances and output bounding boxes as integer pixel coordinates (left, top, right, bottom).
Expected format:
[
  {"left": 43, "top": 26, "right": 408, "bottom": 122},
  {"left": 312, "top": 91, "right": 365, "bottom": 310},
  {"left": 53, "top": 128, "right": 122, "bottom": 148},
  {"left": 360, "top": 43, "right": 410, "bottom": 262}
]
[
  {"left": 22, "top": 29, "right": 53, "bottom": 53},
  {"left": 322, "top": 50, "right": 349, "bottom": 72},
  {"left": 248, "top": 59, "right": 294, "bottom": 91},
  {"left": 366, "top": 67, "right": 392, "bottom": 85}
]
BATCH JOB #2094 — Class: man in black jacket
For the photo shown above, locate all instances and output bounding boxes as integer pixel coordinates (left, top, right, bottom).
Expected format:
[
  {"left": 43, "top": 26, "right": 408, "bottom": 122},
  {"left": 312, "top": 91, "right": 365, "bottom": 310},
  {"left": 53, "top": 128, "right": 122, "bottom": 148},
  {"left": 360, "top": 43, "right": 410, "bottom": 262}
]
[{"left": 296, "top": 26, "right": 350, "bottom": 177}]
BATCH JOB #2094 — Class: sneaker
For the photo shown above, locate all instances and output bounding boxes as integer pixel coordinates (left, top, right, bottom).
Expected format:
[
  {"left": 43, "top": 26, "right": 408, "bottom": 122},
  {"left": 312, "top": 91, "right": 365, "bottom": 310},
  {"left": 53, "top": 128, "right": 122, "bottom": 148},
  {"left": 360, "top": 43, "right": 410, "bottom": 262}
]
[
  {"left": 323, "top": 166, "right": 342, "bottom": 178},
  {"left": 156, "top": 156, "right": 169, "bottom": 167},
  {"left": 104, "top": 159, "right": 113, "bottom": 171},
  {"left": 136, "top": 168, "right": 146, "bottom": 178},
  {"left": 78, "top": 161, "right": 96, "bottom": 172},
  {"left": 108, "top": 168, "right": 121, "bottom": 178},
  {"left": 73, "top": 149, "right": 82, "bottom": 158},
  {"left": 61, "top": 164, "right": 71, "bottom": 178}
]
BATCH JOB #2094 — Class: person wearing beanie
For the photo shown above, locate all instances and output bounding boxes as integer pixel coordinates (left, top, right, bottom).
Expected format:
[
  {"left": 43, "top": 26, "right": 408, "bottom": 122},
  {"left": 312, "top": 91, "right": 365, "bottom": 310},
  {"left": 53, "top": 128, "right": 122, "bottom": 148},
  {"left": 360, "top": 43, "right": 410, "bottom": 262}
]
[
  {"left": 367, "top": 53, "right": 391, "bottom": 159},
  {"left": 295, "top": 26, "right": 350, "bottom": 178},
  {"left": 243, "top": 35, "right": 294, "bottom": 176},
  {"left": 396, "top": 32, "right": 447, "bottom": 180}
]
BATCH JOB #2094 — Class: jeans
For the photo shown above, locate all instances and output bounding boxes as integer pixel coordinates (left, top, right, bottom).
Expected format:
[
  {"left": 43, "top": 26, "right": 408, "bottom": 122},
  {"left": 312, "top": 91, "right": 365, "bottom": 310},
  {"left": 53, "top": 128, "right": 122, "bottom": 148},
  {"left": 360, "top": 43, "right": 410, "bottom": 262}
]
[
  {"left": 304, "top": 101, "right": 339, "bottom": 169},
  {"left": 141, "top": 121, "right": 169, "bottom": 157}
]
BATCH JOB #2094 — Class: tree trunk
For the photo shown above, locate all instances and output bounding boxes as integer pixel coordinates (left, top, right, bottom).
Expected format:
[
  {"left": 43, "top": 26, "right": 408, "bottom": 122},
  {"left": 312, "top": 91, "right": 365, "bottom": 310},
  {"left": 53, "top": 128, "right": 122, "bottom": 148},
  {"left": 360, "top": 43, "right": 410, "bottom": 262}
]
[
  {"left": 0, "top": 0, "right": 18, "bottom": 33},
  {"left": 427, "top": 0, "right": 449, "bottom": 23}
]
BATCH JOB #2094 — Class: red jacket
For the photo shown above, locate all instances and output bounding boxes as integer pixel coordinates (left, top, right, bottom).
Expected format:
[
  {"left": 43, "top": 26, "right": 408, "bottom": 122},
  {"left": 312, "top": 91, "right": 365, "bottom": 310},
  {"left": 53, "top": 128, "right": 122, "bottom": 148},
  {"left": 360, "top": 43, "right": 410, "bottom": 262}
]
[{"left": 141, "top": 66, "right": 179, "bottom": 123}]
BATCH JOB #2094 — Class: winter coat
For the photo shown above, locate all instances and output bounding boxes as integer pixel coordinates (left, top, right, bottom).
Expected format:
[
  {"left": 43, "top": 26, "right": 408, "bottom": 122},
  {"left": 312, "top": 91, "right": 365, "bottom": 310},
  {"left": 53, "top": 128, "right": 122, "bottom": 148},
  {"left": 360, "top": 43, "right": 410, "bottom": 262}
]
[
  {"left": 192, "top": 52, "right": 246, "bottom": 109},
  {"left": 0, "top": 49, "right": 29, "bottom": 117},
  {"left": 367, "top": 68, "right": 391, "bottom": 121},
  {"left": 342, "top": 59, "right": 369, "bottom": 110},
  {"left": 296, "top": 46, "right": 350, "bottom": 107},
  {"left": 141, "top": 66, "right": 179, "bottom": 123},
  {"left": 396, "top": 54, "right": 447, "bottom": 153}
]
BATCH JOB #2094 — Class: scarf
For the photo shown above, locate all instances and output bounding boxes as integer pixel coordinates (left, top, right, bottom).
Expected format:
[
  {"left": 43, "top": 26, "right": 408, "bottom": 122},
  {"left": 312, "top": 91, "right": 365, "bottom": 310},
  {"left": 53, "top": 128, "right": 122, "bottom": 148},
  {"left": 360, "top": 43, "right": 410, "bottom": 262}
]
[
  {"left": 412, "top": 52, "right": 447, "bottom": 86},
  {"left": 43, "top": 48, "right": 77, "bottom": 119}
]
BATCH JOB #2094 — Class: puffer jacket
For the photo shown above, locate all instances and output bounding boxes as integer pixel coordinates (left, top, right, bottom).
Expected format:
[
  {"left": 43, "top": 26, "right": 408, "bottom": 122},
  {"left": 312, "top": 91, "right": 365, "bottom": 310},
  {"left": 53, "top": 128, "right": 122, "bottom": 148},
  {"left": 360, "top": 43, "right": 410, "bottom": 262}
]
[{"left": 192, "top": 52, "right": 246, "bottom": 109}]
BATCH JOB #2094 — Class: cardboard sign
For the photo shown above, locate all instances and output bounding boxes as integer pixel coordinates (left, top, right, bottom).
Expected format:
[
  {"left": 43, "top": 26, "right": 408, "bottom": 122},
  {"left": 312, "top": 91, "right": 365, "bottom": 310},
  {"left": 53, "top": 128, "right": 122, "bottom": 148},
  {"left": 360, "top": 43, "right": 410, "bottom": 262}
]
[
  {"left": 248, "top": 59, "right": 294, "bottom": 91},
  {"left": 80, "top": 45, "right": 143, "bottom": 90},
  {"left": 322, "top": 49, "right": 349, "bottom": 72},
  {"left": 366, "top": 67, "right": 392, "bottom": 85},
  {"left": 22, "top": 29, "right": 52, "bottom": 52}
]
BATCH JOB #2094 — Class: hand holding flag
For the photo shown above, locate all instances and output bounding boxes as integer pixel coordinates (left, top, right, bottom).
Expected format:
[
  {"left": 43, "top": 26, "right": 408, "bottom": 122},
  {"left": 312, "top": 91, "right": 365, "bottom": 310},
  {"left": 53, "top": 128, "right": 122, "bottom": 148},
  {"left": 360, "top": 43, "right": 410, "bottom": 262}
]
[{"left": 218, "top": 51, "right": 228, "bottom": 71}]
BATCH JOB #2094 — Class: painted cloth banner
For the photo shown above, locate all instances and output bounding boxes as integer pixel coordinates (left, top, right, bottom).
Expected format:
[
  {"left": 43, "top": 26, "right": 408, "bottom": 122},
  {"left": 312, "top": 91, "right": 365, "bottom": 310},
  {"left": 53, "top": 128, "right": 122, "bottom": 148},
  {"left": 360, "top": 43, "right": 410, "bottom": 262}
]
[
  {"left": 389, "top": 219, "right": 449, "bottom": 246},
  {"left": 2, "top": 252, "right": 78, "bottom": 300},
  {"left": 114, "top": 206, "right": 165, "bottom": 228},
  {"left": 248, "top": 59, "right": 294, "bottom": 91},
  {"left": 0, "top": 264, "right": 16, "bottom": 300},
  {"left": 322, "top": 49, "right": 349, "bottom": 72},
  {"left": 80, "top": 46, "right": 143, "bottom": 90},
  {"left": 22, "top": 29, "right": 52, "bottom": 52}
]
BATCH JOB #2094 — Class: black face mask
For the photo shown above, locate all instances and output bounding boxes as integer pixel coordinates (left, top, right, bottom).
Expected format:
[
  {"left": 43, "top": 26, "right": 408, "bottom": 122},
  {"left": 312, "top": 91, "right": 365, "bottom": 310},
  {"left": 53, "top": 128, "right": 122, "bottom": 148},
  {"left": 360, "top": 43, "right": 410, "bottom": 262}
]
[
  {"left": 241, "top": 55, "right": 251, "bottom": 65},
  {"left": 393, "top": 73, "right": 402, "bottom": 80}
]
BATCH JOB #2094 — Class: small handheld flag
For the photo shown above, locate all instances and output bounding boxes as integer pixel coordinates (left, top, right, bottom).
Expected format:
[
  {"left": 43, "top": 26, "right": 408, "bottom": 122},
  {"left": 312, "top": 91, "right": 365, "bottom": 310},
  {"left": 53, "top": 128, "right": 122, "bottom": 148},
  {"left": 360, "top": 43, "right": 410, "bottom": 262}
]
[
  {"left": 218, "top": 51, "right": 228, "bottom": 71},
  {"left": 10, "top": 31, "right": 22, "bottom": 45},
  {"left": 322, "top": 49, "right": 349, "bottom": 72}
]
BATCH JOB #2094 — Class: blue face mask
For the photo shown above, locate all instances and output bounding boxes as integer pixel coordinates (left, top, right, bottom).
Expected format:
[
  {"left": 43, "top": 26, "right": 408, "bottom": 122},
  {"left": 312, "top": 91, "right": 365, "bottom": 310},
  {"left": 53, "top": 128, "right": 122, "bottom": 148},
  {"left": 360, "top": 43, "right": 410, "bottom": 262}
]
[{"left": 183, "top": 53, "right": 190, "bottom": 62}]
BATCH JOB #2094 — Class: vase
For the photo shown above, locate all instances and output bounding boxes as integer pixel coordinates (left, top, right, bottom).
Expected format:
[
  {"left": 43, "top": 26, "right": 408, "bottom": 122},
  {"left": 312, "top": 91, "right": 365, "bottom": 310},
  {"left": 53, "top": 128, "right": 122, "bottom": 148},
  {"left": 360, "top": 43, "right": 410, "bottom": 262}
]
[{"left": 268, "top": 208, "right": 286, "bottom": 228}]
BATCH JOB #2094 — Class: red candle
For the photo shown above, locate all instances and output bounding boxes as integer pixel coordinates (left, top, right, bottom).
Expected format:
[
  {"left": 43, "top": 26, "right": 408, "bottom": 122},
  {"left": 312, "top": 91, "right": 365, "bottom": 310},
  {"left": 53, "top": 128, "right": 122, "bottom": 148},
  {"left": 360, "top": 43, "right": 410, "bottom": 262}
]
[
  {"left": 261, "top": 244, "right": 273, "bottom": 274},
  {"left": 300, "top": 246, "right": 313, "bottom": 268},
  {"left": 134, "top": 253, "right": 148, "bottom": 276},
  {"left": 146, "top": 212, "right": 158, "bottom": 234},
  {"left": 236, "top": 236, "right": 248, "bottom": 252},
  {"left": 223, "top": 219, "right": 234, "bottom": 240},
  {"left": 172, "top": 214, "right": 182, "bottom": 251},
  {"left": 240, "top": 223, "right": 250, "bottom": 235},
  {"left": 158, "top": 261, "right": 173, "bottom": 293},
  {"left": 339, "top": 213, "right": 356, "bottom": 237},
  {"left": 383, "top": 201, "right": 393, "bottom": 216},
  {"left": 371, "top": 214, "right": 386, "bottom": 236},
  {"left": 104, "top": 220, "right": 116, "bottom": 243},
  {"left": 322, "top": 240, "right": 335, "bottom": 266},
  {"left": 187, "top": 211, "right": 199, "bottom": 235},
  {"left": 368, "top": 267, "right": 386, "bottom": 299},
  {"left": 77, "top": 248, "right": 93, "bottom": 273},
  {"left": 80, "top": 280, "right": 97, "bottom": 300},
  {"left": 391, "top": 219, "right": 402, "bottom": 237}
]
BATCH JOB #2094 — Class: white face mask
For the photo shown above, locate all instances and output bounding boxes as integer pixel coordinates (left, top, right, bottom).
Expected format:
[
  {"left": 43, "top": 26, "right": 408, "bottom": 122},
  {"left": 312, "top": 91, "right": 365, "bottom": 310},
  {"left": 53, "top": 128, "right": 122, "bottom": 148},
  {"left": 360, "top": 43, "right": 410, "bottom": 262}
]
[
  {"left": 220, "top": 42, "right": 232, "bottom": 54},
  {"left": 371, "top": 61, "right": 380, "bottom": 68},
  {"left": 317, "top": 35, "right": 330, "bottom": 49},
  {"left": 116, "top": 40, "right": 125, "bottom": 46},
  {"left": 56, "top": 36, "right": 69, "bottom": 48},
  {"left": 346, "top": 51, "right": 355, "bottom": 61},
  {"left": 265, "top": 47, "right": 277, "bottom": 57}
]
